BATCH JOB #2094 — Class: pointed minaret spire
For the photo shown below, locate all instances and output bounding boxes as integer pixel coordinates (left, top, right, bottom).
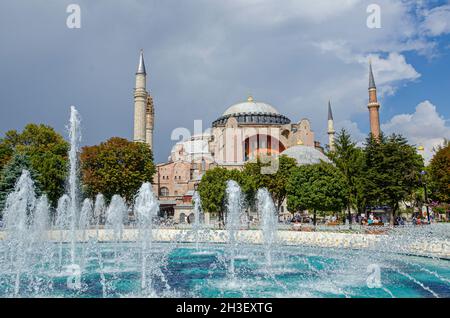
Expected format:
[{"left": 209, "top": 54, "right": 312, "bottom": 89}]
[
  {"left": 369, "top": 60, "right": 376, "bottom": 89},
  {"left": 327, "top": 100, "right": 335, "bottom": 152},
  {"left": 367, "top": 60, "right": 381, "bottom": 140},
  {"left": 328, "top": 100, "right": 333, "bottom": 121},
  {"left": 136, "top": 49, "right": 146, "bottom": 75}
]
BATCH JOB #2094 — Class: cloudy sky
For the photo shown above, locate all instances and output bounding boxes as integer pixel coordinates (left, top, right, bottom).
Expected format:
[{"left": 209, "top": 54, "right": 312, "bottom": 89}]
[{"left": 0, "top": 0, "right": 449, "bottom": 162}]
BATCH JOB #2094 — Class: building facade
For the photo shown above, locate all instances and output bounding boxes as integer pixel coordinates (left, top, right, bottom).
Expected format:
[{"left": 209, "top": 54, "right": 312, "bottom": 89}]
[
  {"left": 151, "top": 95, "right": 330, "bottom": 224},
  {"left": 132, "top": 51, "right": 379, "bottom": 225}
]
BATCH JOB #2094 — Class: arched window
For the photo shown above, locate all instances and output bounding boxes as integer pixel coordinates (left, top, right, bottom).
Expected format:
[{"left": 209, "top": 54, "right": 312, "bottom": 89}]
[{"left": 160, "top": 187, "right": 169, "bottom": 197}]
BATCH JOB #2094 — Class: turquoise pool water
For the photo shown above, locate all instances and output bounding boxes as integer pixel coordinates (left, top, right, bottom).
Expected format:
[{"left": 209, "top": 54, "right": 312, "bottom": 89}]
[{"left": 0, "top": 242, "right": 449, "bottom": 298}]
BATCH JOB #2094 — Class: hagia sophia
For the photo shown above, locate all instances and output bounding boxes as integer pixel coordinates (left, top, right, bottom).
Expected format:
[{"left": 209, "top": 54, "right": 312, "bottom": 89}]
[{"left": 132, "top": 51, "right": 381, "bottom": 225}]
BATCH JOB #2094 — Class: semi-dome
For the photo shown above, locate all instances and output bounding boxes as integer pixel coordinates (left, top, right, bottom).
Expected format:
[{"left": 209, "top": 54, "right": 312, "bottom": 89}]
[
  {"left": 212, "top": 96, "right": 290, "bottom": 127},
  {"left": 281, "top": 145, "right": 331, "bottom": 166}
]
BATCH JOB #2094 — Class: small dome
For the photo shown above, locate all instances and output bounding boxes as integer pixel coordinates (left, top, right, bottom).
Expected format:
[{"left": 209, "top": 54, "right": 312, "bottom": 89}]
[
  {"left": 223, "top": 97, "right": 279, "bottom": 116},
  {"left": 281, "top": 145, "right": 331, "bottom": 166}
]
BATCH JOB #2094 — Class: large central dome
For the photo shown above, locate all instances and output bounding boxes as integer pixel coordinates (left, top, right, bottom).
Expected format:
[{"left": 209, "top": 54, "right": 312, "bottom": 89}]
[
  {"left": 212, "top": 96, "right": 290, "bottom": 127},
  {"left": 223, "top": 96, "right": 280, "bottom": 116}
]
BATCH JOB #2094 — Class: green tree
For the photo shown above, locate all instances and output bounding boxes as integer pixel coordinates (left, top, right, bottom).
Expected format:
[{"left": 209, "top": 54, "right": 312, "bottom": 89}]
[
  {"left": 0, "top": 124, "right": 69, "bottom": 206},
  {"left": 0, "top": 130, "right": 20, "bottom": 171},
  {"left": 286, "top": 162, "right": 348, "bottom": 227},
  {"left": 242, "top": 155, "right": 297, "bottom": 212},
  {"left": 364, "top": 133, "right": 424, "bottom": 225},
  {"left": 197, "top": 167, "right": 247, "bottom": 222},
  {"left": 0, "top": 152, "right": 41, "bottom": 212},
  {"left": 328, "top": 129, "right": 366, "bottom": 227},
  {"left": 80, "top": 137, "right": 156, "bottom": 203},
  {"left": 428, "top": 140, "right": 450, "bottom": 203}
]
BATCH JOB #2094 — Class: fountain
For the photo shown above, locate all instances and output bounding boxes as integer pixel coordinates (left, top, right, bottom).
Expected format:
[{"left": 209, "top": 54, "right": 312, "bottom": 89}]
[
  {"left": 68, "top": 106, "right": 81, "bottom": 265},
  {"left": 79, "top": 198, "right": 92, "bottom": 241},
  {"left": 55, "top": 194, "right": 70, "bottom": 270},
  {"left": 2, "top": 170, "right": 36, "bottom": 296},
  {"left": 134, "top": 182, "right": 160, "bottom": 296},
  {"left": 0, "top": 106, "right": 449, "bottom": 298},
  {"left": 257, "top": 188, "right": 278, "bottom": 269},
  {"left": 224, "top": 180, "right": 243, "bottom": 280},
  {"left": 192, "top": 191, "right": 202, "bottom": 250},
  {"left": 105, "top": 195, "right": 127, "bottom": 244},
  {"left": 33, "top": 195, "right": 50, "bottom": 240},
  {"left": 92, "top": 193, "right": 106, "bottom": 239}
]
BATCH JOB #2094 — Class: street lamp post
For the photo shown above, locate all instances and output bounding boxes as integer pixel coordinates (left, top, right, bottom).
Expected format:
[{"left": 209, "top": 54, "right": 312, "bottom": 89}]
[{"left": 420, "top": 170, "right": 431, "bottom": 223}]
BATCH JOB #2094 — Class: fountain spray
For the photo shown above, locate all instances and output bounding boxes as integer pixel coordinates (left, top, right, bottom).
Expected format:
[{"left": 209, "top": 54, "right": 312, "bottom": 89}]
[
  {"left": 2, "top": 170, "right": 37, "bottom": 296},
  {"left": 68, "top": 106, "right": 81, "bottom": 264},
  {"left": 93, "top": 193, "right": 106, "bottom": 240},
  {"left": 225, "top": 180, "right": 243, "bottom": 279},
  {"left": 257, "top": 188, "right": 278, "bottom": 268},
  {"left": 134, "top": 182, "right": 159, "bottom": 295},
  {"left": 192, "top": 191, "right": 202, "bottom": 249}
]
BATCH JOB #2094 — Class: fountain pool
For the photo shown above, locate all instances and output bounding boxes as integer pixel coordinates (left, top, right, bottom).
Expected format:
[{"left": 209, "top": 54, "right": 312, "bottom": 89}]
[{"left": 0, "top": 242, "right": 448, "bottom": 298}]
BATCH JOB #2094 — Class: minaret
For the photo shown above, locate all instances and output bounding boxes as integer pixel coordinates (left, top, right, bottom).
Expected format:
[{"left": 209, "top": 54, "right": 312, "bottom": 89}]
[
  {"left": 327, "top": 100, "right": 335, "bottom": 152},
  {"left": 145, "top": 94, "right": 154, "bottom": 149},
  {"left": 368, "top": 61, "right": 381, "bottom": 140},
  {"left": 134, "top": 50, "right": 147, "bottom": 143}
]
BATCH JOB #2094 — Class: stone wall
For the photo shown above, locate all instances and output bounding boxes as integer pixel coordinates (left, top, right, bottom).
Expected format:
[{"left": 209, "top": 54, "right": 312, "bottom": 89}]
[{"left": 1, "top": 229, "right": 448, "bottom": 259}]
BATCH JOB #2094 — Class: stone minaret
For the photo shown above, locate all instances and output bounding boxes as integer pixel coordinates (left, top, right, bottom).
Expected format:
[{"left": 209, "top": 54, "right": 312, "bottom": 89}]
[
  {"left": 133, "top": 50, "right": 154, "bottom": 148},
  {"left": 327, "top": 100, "right": 335, "bottom": 151},
  {"left": 134, "top": 50, "right": 147, "bottom": 143},
  {"left": 145, "top": 94, "right": 154, "bottom": 149},
  {"left": 368, "top": 61, "right": 381, "bottom": 140}
]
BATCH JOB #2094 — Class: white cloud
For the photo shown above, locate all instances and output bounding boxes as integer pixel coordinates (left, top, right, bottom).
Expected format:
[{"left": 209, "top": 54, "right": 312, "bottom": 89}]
[
  {"left": 421, "top": 5, "right": 450, "bottom": 36},
  {"left": 336, "top": 120, "right": 367, "bottom": 147},
  {"left": 363, "top": 53, "right": 421, "bottom": 97},
  {"left": 224, "top": 0, "right": 361, "bottom": 25},
  {"left": 381, "top": 101, "right": 450, "bottom": 162},
  {"left": 365, "top": 53, "right": 419, "bottom": 84},
  {"left": 315, "top": 42, "right": 421, "bottom": 98}
]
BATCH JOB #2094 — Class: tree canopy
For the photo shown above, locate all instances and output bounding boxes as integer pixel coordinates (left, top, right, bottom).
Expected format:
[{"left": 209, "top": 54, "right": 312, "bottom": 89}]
[
  {"left": 286, "top": 162, "right": 349, "bottom": 226},
  {"left": 0, "top": 152, "right": 41, "bottom": 211},
  {"left": 0, "top": 124, "right": 69, "bottom": 206},
  {"left": 241, "top": 155, "right": 297, "bottom": 211},
  {"left": 328, "top": 129, "right": 366, "bottom": 224},
  {"left": 80, "top": 137, "right": 156, "bottom": 203},
  {"left": 197, "top": 167, "right": 245, "bottom": 219},
  {"left": 428, "top": 140, "right": 450, "bottom": 203},
  {"left": 363, "top": 133, "right": 424, "bottom": 224}
]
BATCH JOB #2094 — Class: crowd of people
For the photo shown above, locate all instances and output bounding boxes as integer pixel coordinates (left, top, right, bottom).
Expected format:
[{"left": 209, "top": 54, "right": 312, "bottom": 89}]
[{"left": 288, "top": 211, "right": 438, "bottom": 230}]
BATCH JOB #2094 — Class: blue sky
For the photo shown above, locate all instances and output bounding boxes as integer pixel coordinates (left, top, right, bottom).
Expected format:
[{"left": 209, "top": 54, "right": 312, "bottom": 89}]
[
  {"left": 0, "top": 0, "right": 449, "bottom": 162},
  {"left": 383, "top": 47, "right": 450, "bottom": 121}
]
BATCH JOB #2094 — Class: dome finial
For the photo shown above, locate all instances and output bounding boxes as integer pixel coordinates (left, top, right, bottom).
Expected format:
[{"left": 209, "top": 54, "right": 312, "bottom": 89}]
[{"left": 247, "top": 95, "right": 254, "bottom": 102}]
